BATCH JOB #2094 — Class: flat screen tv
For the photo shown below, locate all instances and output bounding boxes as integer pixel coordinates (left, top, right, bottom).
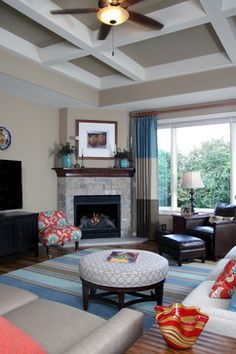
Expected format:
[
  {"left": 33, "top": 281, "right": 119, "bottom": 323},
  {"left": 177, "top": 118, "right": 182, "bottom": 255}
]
[{"left": 0, "top": 159, "right": 22, "bottom": 211}]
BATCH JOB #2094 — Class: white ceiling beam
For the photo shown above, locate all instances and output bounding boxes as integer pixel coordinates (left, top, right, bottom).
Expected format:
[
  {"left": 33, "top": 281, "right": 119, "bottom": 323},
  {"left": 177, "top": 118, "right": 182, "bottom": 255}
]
[
  {"left": 222, "top": 0, "right": 236, "bottom": 11},
  {"left": 88, "top": 1, "right": 208, "bottom": 83},
  {"left": 146, "top": 53, "right": 232, "bottom": 81},
  {"left": 2, "top": 0, "right": 236, "bottom": 97},
  {"left": 100, "top": 75, "right": 134, "bottom": 90},
  {"left": 0, "top": 0, "right": 211, "bottom": 89},
  {"left": 223, "top": 7, "right": 236, "bottom": 17},
  {"left": 50, "top": 62, "right": 100, "bottom": 89},
  {"left": 200, "top": 0, "right": 236, "bottom": 63},
  {"left": 39, "top": 43, "right": 87, "bottom": 65},
  {"left": 1, "top": 0, "right": 145, "bottom": 83},
  {"left": 0, "top": 28, "right": 40, "bottom": 62},
  {"left": 98, "top": 52, "right": 232, "bottom": 90},
  {"left": 2, "top": 0, "right": 93, "bottom": 49},
  {"left": 96, "top": 49, "right": 145, "bottom": 82},
  {"left": 93, "top": 0, "right": 208, "bottom": 49}
]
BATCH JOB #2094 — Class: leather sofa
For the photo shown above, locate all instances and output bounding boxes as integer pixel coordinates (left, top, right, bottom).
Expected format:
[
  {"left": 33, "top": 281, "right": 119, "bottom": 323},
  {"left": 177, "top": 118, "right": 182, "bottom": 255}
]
[
  {"left": 183, "top": 246, "right": 236, "bottom": 338},
  {"left": 186, "top": 203, "right": 236, "bottom": 260},
  {"left": 0, "top": 283, "right": 144, "bottom": 354}
]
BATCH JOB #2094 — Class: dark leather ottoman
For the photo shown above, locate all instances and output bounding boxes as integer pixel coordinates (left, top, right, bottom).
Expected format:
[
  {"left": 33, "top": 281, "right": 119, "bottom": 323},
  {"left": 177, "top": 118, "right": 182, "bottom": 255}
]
[{"left": 158, "top": 234, "right": 206, "bottom": 266}]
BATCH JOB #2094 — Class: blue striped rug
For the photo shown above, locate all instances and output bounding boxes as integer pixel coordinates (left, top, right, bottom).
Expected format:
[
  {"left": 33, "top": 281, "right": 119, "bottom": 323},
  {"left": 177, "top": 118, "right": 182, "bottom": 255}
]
[{"left": 0, "top": 248, "right": 214, "bottom": 330}]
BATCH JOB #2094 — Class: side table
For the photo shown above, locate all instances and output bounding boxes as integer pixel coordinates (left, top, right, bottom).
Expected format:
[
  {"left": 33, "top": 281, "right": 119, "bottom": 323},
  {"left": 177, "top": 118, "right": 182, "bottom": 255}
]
[
  {"left": 126, "top": 323, "right": 236, "bottom": 353},
  {"left": 173, "top": 214, "right": 210, "bottom": 233}
]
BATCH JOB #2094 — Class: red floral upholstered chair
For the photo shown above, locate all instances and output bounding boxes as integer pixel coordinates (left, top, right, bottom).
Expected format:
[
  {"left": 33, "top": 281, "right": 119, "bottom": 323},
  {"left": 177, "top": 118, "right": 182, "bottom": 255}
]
[{"left": 38, "top": 211, "right": 82, "bottom": 257}]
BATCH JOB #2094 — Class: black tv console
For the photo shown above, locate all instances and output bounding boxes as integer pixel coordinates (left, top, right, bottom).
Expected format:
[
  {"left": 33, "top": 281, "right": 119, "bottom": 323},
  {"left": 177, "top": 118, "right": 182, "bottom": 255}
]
[{"left": 0, "top": 212, "right": 39, "bottom": 258}]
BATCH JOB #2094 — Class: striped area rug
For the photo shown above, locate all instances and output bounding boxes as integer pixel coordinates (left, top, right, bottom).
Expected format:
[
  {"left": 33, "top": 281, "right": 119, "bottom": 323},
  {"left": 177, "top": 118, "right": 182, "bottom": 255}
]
[{"left": 0, "top": 248, "right": 214, "bottom": 330}]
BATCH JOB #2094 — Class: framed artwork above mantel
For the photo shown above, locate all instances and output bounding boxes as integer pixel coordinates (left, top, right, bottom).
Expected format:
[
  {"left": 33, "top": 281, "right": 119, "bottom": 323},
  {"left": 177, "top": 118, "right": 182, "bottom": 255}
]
[{"left": 76, "top": 120, "right": 117, "bottom": 159}]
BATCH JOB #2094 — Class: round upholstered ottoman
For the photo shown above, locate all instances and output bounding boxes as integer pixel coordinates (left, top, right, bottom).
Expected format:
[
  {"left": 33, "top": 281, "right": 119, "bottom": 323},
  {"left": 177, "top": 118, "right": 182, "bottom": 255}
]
[{"left": 79, "top": 249, "right": 169, "bottom": 310}]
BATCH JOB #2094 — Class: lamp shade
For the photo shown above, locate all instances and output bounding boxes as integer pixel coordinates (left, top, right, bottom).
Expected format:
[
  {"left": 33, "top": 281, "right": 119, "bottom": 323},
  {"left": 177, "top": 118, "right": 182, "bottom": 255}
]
[
  {"left": 97, "top": 6, "right": 129, "bottom": 26},
  {"left": 181, "top": 171, "right": 204, "bottom": 189}
]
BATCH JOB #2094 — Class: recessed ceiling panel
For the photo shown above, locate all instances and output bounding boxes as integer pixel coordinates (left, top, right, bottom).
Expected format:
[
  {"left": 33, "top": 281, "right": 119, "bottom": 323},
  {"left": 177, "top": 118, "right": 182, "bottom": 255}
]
[
  {"left": 70, "top": 56, "right": 121, "bottom": 77},
  {"left": 131, "top": 0, "right": 188, "bottom": 14},
  {"left": 51, "top": 0, "right": 99, "bottom": 30},
  {"left": 51, "top": 0, "right": 187, "bottom": 30},
  {"left": 0, "top": 2, "right": 66, "bottom": 48},
  {"left": 119, "top": 24, "right": 224, "bottom": 67}
]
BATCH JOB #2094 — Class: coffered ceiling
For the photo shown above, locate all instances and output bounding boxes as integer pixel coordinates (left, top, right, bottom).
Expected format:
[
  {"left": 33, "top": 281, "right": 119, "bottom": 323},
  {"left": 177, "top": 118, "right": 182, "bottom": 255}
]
[{"left": 1, "top": 0, "right": 236, "bottom": 110}]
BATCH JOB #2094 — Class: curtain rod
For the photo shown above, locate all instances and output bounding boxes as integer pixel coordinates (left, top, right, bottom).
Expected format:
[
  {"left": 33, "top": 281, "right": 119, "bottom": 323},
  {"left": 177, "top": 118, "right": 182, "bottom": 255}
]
[{"left": 129, "top": 99, "right": 236, "bottom": 118}]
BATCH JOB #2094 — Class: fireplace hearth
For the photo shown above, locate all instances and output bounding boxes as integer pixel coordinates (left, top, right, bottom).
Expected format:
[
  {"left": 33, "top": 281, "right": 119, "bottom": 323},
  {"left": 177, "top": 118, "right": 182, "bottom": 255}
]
[{"left": 74, "top": 195, "right": 121, "bottom": 239}]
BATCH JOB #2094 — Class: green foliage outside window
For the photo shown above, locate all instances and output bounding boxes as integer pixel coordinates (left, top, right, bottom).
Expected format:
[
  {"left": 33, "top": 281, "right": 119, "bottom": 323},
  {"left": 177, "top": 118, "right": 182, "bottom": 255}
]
[
  {"left": 158, "top": 150, "right": 171, "bottom": 206},
  {"left": 158, "top": 138, "right": 230, "bottom": 209}
]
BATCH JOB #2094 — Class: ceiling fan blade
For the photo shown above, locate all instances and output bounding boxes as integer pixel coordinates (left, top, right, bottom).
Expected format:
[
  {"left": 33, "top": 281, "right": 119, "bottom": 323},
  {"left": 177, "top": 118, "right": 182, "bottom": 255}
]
[
  {"left": 51, "top": 8, "right": 98, "bottom": 15},
  {"left": 97, "top": 24, "right": 112, "bottom": 40},
  {"left": 128, "top": 11, "right": 163, "bottom": 29},
  {"left": 98, "top": 0, "right": 108, "bottom": 8},
  {"left": 120, "top": 0, "right": 145, "bottom": 8}
]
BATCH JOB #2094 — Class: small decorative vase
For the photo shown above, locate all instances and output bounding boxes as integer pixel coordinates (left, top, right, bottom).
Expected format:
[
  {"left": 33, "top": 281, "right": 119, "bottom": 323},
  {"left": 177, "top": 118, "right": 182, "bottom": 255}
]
[
  {"left": 154, "top": 303, "right": 209, "bottom": 350},
  {"left": 119, "top": 158, "right": 129, "bottom": 168},
  {"left": 62, "top": 154, "right": 73, "bottom": 168}
]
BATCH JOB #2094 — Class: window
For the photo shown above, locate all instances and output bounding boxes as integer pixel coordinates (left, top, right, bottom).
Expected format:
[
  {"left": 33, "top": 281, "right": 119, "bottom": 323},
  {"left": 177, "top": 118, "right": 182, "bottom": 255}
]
[
  {"left": 158, "top": 129, "right": 171, "bottom": 207},
  {"left": 158, "top": 120, "right": 232, "bottom": 210}
]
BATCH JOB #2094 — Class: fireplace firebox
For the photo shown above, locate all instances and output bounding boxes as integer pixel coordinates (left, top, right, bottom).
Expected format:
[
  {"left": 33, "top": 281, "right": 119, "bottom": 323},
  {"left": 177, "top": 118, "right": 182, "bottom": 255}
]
[{"left": 74, "top": 195, "right": 121, "bottom": 239}]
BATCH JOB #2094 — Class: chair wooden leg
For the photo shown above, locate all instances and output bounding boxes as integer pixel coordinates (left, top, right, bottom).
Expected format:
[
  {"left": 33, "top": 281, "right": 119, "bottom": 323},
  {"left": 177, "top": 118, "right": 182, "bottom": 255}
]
[
  {"left": 46, "top": 245, "right": 51, "bottom": 258},
  {"left": 75, "top": 240, "right": 79, "bottom": 253}
]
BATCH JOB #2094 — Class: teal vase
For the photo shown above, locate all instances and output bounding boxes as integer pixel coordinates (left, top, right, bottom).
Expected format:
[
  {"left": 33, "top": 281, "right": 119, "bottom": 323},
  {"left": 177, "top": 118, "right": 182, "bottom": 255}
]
[
  {"left": 119, "top": 158, "right": 129, "bottom": 168},
  {"left": 62, "top": 154, "right": 73, "bottom": 168}
]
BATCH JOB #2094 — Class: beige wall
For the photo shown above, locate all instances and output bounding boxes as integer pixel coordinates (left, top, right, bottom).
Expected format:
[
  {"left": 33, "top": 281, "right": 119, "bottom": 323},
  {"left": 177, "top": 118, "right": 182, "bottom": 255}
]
[
  {"left": 0, "top": 93, "right": 130, "bottom": 213},
  {"left": 0, "top": 92, "right": 58, "bottom": 212},
  {"left": 59, "top": 108, "right": 129, "bottom": 168},
  {"left": 1, "top": 49, "right": 98, "bottom": 107}
]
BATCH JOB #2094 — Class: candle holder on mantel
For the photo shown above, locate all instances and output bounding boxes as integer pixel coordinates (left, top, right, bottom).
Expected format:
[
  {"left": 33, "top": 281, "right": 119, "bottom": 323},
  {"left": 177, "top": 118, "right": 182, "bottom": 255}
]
[
  {"left": 74, "top": 136, "right": 80, "bottom": 168},
  {"left": 81, "top": 153, "right": 85, "bottom": 168},
  {"left": 74, "top": 148, "right": 80, "bottom": 168},
  {"left": 113, "top": 149, "right": 118, "bottom": 168}
]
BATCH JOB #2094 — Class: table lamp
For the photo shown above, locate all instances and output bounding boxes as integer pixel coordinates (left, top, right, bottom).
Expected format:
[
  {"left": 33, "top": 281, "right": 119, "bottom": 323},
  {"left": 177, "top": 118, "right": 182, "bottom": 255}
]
[{"left": 181, "top": 171, "right": 204, "bottom": 213}]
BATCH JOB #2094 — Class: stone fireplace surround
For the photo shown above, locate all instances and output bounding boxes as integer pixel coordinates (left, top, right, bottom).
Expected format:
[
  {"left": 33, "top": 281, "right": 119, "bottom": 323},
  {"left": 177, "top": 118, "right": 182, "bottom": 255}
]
[{"left": 55, "top": 168, "right": 134, "bottom": 239}]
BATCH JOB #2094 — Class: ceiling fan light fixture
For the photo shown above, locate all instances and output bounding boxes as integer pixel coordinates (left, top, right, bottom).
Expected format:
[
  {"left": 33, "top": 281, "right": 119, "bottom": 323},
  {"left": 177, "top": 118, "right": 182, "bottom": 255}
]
[{"left": 97, "top": 6, "right": 129, "bottom": 26}]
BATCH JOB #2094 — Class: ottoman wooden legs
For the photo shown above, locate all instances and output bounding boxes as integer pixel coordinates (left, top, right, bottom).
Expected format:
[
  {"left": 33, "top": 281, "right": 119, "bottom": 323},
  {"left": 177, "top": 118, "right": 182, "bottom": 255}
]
[
  {"left": 81, "top": 278, "right": 166, "bottom": 311},
  {"left": 154, "top": 281, "right": 164, "bottom": 305}
]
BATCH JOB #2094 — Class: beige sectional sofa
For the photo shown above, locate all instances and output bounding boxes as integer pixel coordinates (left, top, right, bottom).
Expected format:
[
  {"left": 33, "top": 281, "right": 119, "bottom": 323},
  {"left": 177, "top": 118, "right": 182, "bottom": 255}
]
[
  {"left": 183, "top": 246, "right": 236, "bottom": 338},
  {"left": 0, "top": 283, "right": 144, "bottom": 354}
]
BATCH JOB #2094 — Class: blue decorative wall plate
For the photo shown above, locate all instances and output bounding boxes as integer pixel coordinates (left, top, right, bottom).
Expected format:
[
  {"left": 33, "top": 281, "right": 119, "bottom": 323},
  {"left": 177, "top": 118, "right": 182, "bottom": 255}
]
[{"left": 0, "top": 127, "right": 11, "bottom": 150}]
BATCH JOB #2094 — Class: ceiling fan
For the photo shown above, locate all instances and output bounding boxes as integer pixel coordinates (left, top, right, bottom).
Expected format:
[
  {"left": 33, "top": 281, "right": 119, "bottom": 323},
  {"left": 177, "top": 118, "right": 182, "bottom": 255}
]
[{"left": 50, "top": 0, "right": 164, "bottom": 40}]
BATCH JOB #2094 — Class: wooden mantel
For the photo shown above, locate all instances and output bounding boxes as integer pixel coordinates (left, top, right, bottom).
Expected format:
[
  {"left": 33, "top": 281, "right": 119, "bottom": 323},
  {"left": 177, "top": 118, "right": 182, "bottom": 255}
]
[{"left": 52, "top": 167, "right": 135, "bottom": 177}]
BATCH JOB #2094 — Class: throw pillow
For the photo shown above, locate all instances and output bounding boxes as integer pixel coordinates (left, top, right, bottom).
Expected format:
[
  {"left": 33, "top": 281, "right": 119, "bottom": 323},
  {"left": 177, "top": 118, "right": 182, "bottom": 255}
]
[
  {"left": 209, "top": 258, "right": 236, "bottom": 298},
  {"left": 208, "top": 214, "right": 234, "bottom": 224},
  {"left": 228, "top": 289, "right": 236, "bottom": 312},
  {"left": 0, "top": 316, "right": 46, "bottom": 354}
]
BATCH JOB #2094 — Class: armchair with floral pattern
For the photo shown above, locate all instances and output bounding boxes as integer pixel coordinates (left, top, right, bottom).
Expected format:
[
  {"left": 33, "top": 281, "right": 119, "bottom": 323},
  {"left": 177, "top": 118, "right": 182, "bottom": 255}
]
[{"left": 38, "top": 210, "right": 82, "bottom": 257}]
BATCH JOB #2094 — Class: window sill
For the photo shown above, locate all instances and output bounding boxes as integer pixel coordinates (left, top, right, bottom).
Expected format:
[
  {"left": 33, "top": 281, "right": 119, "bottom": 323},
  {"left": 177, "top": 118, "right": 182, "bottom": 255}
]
[{"left": 159, "top": 208, "right": 214, "bottom": 215}]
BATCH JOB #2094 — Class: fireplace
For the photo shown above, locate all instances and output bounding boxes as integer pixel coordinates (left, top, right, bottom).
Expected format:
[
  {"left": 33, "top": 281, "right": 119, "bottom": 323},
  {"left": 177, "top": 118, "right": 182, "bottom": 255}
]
[
  {"left": 74, "top": 195, "right": 121, "bottom": 239},
  {"left": 55, "top": 170, "right": 133, "bottom": 239}
]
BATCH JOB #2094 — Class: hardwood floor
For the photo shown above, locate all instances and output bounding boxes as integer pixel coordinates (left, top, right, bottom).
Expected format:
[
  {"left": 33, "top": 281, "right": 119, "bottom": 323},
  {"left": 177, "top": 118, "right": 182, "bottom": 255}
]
[{"left": 0, "top": 240, "right": 159, "bottom": 275}]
